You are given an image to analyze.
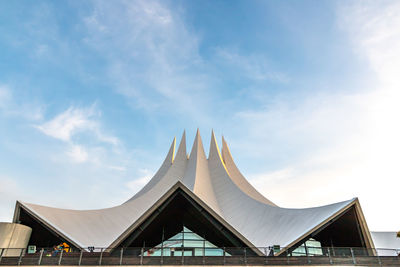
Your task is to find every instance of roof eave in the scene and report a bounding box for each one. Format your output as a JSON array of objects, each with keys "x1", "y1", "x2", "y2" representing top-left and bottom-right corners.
[
  {"x1": 275, "y1": 198, "x2": 373, "y2": 256},
  {"x1": 13, "y1": 201, "x2": 84, "y2": 249}
]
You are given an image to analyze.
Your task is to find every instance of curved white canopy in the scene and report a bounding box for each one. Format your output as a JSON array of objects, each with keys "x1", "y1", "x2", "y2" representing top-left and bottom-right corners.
[{"x1": 14, "y1": 130, "x2": 374, "y2": 252}]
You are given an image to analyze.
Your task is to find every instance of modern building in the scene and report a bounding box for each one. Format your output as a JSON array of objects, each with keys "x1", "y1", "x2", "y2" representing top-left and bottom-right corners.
[{"x1": 7, "y1": 130, "x2": 376, "y2": 256}]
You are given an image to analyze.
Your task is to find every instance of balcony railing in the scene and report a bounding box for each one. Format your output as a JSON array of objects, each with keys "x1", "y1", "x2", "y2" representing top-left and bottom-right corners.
[{"x1": 0, "y1": 246, "x2": 399, "y2": 266}]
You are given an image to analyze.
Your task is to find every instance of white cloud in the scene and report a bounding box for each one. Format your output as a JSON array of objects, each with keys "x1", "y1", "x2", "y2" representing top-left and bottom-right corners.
[
  {"x1": 242, "y1": 0, "x2": 400, "y2": 231},
  {"x1": 340, "y1": 0, "x2": 400, "y2": 86},
  {"x1": 36, "y1": 105, "x2": 120, "y2": 164},
  {"x1": 36, "y1": 105, "x2": 118, "y2": 145},
  {"x1": 36, "y1": 105, "x2": 96, "y2": 142},
  {"x1": 80, "y1": 0, "x2": 290, "y2": 127},
  {"x1": 67, "y1": 145, "x2": 89, "y2": 163},
  {"x1": 81, "y1": 0, "x2": 216, "y2": 122}
]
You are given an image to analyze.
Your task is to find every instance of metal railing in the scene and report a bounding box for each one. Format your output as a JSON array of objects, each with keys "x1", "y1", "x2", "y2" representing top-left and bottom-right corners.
[{"x1": 0, "y1": 246, "x2": 399, "y2": 266}]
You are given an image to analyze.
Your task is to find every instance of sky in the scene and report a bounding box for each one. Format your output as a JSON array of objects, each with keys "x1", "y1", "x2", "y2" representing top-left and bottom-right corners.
[{"x1": 0, "y1": 0, "x2": 399, "y2": 231}]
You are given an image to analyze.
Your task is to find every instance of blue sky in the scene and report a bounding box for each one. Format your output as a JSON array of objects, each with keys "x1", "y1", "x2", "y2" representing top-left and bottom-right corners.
[{"x1": 0, "y1": 0, "x2": 399, "y2": 231}]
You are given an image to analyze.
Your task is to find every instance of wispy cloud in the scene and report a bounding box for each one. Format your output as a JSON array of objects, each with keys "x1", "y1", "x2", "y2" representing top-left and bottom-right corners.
[
  {"x1": 77, "y1": 0, "x2": 293, "y2": 128},
  {"x1": 36, "y1": 105, "x2": 120, "y2": 164},
  {"x1": 0, "y1": 84, "x2": 43, "y2": 120},
  {"x1": 2, "y1": 0, "x2": 398, "y2": 231},
  {"x1": 82, "y1": 0, "x2": 212, "y2": 120},
  {"x1": 66, "y1": 144, "x2": 89, "y2": 163},
  {"x1": 36, "y1": 105, "x2": 118, "y2": 145},
  {"x1": 241, "y1": 0, "x2": 400, "y2": 231},
  {"x1": 215, "y1": 48, "x2": 290, "y2": 83}
]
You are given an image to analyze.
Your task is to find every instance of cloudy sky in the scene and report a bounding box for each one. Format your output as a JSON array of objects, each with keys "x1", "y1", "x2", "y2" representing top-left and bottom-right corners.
[{"x1": 0, "y1": 0, "x2": 399, "y2": 231}]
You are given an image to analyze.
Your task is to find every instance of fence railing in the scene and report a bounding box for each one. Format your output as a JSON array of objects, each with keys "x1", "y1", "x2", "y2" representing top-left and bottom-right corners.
[{"x1": 0, "y1": 246, "x2": 399, "y2": 266}]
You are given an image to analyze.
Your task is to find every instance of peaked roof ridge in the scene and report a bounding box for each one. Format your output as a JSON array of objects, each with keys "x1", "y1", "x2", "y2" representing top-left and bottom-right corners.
[
  {"x1": 221, "y1": 136, "x2": 277, "y2": 206},
  {"x1": 181, "y1": 129, "x2": 203, "y2": 190},
  {"x1": 174, "y1": 130, "x2": 187, "y2": 162},
  {"x1": 190, "y1": 129, "x2": 206, "y2": 158},
  {"x1": 183, "y1": 129, "x2": 222, "y2": 214}
]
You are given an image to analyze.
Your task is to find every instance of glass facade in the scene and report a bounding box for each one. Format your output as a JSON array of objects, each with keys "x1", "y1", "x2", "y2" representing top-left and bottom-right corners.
[
  {"x1": 292, "y1": 238, "x2": 323, "y2": 256},
  {"x1": 143, "y1": 226, "x2": 229, "y2": 256}
]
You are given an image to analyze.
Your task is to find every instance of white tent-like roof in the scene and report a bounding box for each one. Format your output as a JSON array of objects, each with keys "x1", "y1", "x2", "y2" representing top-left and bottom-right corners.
[{"x1": 13, "y1": 130, "x2": 374, "y2": 254}]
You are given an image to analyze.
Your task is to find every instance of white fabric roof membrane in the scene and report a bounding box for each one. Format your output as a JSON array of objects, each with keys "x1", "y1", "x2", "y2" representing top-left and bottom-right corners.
[{"x1": 14, "y1": 130, "x2": 372, "y2": 252}]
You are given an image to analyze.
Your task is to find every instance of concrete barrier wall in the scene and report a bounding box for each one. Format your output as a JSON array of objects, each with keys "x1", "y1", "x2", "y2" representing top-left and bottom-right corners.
[{"x1": 0, "y1": 222, "x2": 32, "y2": 257}]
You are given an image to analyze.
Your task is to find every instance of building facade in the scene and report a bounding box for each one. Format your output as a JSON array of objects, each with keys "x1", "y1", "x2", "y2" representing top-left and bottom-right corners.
[{"x1": 8, "y1": 130, "x2": 374, "y2": 256}]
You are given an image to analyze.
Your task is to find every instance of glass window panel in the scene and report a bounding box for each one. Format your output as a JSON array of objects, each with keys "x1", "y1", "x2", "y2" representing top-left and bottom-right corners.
[
  {"x1": 152, "y1": 249, "x2": 162, "y2": 256},
  {"x1": 194, "y1": 248, "x2": 203, "y2": 256},
  {"x1": 292, "y1": 245, "x2": 306, "y2": 256},
  {"x1": 204, "y1": 241, "x2": 217, "y2": 248},
  {"x1": 305, "y1": 239, "x2": 323, "y2": 256},
  {"x1": 183, "y1": 250, "x2": 193, "y2": 256},
  {"x1": 205, "y1": 248, "x2": 223, "y2": 256},
  {"x1": 173, "y1": 250, "x2": 182, "y2": 257},
  {"x1": 183, "y1": 240, "x2": 203, "y2": 247},
  {"x1": 162, "y1": 248, "x2": 171, "y2": 256},
  {"x1": 183, "y1": 232, "x2": 202, "y2": 240},
  {"x1": 163, "y1": 240, "x2": 182, "y2": 247},
  {"x1": 145, "y1": 225, "x2": 230, "y2": 257}
]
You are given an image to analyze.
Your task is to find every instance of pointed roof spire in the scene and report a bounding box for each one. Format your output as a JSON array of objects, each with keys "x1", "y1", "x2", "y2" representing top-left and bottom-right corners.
[
  {"x1": 209, "y1": 130, "x2": 230, "y2": 175},
  {"x1": 174, "y1": 130, "x2": 187, "y2": 162},
  {"x1": 184, "y1": 128, "x2": 208, "y2": 190},
  {"x1": 166, "y1": 137, "x2": 176, "y2": 163},
  {"x1": 221, "y1": 136, "x2": 230, "y2": 162},
  {"x1": 209, "y1": 130, "x2": 220, "y2": 158},
  {"x1": 189, "y1": 128, "x2": 206, "y2": 159},
  {"x1": 221, "y1": 136, "x2": 236, "y2": 166},
  {"x1": 184, "y1": 129, "x2": 221, "y2": 213}
]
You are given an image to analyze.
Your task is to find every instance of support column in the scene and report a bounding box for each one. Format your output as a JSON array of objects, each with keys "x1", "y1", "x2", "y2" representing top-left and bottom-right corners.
[
  {"x1": 78, "y1": 249, "x2": 83, "y2": 266},
  {"x1": 119, "y1": 248, "x2": 123, "y2": 265},
  {"x1": 58, "y1": 249, "x2": 63, "y2": 265},
  {"x1": 38, "y1": 248, "x2": 44, "y2": 265},
  {"x1": 140, "y1": 247, "x2": 144, "y2": 265},
  {"x1": 18, "y1": 248, "x2": 25, "y2": 266},
  {"x1": 98, "y1": 248, "x2": 103, "y2": 265},
  {"x1": 350, "y1": 248, "x2": 356, "y2": 265}
]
